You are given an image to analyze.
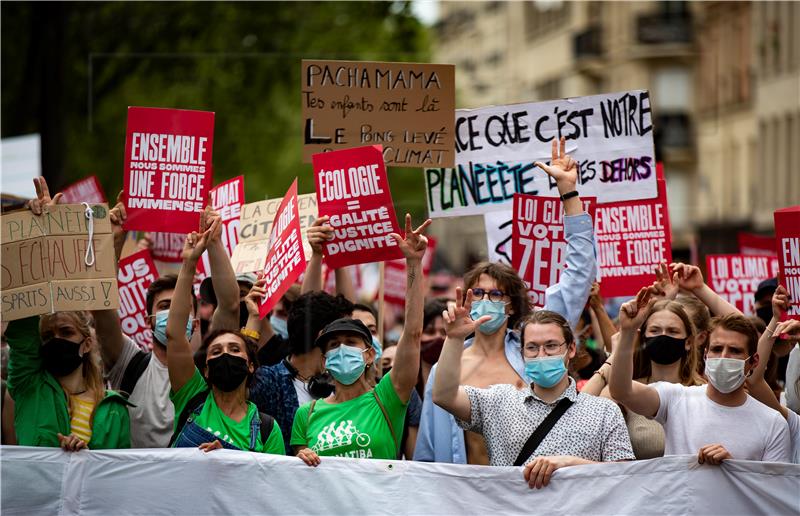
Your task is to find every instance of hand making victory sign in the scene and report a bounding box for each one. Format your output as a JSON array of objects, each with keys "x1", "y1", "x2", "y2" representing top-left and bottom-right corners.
[{"x1": 534, "y1": 136, "x2": 582, "y2": 216}]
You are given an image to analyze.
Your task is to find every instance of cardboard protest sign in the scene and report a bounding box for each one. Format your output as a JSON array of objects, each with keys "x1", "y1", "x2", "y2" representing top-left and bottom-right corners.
[
  {"x1": 595, "y1": 179, "x2": 671, "y2": 298},
  {"x1": 313, "y1": 145, "x2": 403, "y2": 268},
  {"x1": 117, "y1": 250, "x2": 157, "y2": 350},
  {"x1": 122, "y1": 107, "x2": 214, "y2": 233},
  {"x1": 150, "y1": 232, "x2": 185, "y2": 263},
  {"x1": 738, "y1": 232, "x2": 777, "y2": 257},
  {"x1": 258, "y1": 179, "x2": 306, "y2": 318},
  {"x1": 301, "y1": 60, "x2": 455, "y2": 168},
  {"x1": 382, "y1": 237, "x2": 437, "y2": 307},
  {"x1": 706, "y1": 255, "x2": 780, "y2": 315},
  {"x1": 1, "y1": 204, "x2": 119, "y2": 321},
  {"x1": 426, "y1": 90, "x2": 657, "y2": 218},
  {"x1": 231, "y1": 193, "x2": 318, "y2": 273},
  {"x1": 484, "y1": 211, "x2": 513, "y2": 266},
  {"x1": 775, "y1": 206, "x2": 800, "y2": 320},
  {"x1": 195, "y1": 176, "x2": 245, "y2": 286},
  {"x1": 512, "y1": 195, "x2": 596, "y2": 307},
  {"x1": 60, "y1": 176, "x2": 107, "y2": 204}
]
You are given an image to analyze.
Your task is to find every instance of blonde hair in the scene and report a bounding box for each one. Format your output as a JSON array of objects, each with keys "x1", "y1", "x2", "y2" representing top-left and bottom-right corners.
[
  {"x1": 635, "y1": 300, "x2": 704, "y2": 386},
  {"x1": 39, "y1": 311, "x2": 105, "y2": 427}
]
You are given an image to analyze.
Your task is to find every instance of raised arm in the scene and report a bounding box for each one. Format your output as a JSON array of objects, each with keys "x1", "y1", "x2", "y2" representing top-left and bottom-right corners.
[
  {"x1": 203, "y1": 207, "x2": 239, "y2": 331},
  {"x1": 536, "y1": 137, "x2": 596, "y2": 329},
  {"x1": 432, "y1": 287, "x2": 492, "y2": 422},
  {"x1": 588, "y1": 282, "x2": 617, "y2": 353},
  {"x1": 300, "y1": 216, "x2": 332, "y2": 294},
  {"x1": 167, "y1": 219, "x2": 218, "y2": 392},
  {"x1": 388, "y1": 215, "x2": 431, "y2": 403},
  {"x1": 608, "y1": 287, "x2": 661, "y2": 417},
  {"x1": 335, "y1": 267, "x2": 357, "y2": 303},
  {"x1": 671, "y1": 263, "x2": 741, "y2": 317}
]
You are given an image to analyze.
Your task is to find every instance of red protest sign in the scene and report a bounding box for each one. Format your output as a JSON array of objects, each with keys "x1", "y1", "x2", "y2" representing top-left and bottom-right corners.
[
  {"x1": 511, "y1": 195, "x2": 596, "y2": 308},
  {"x1": 382, "y1": 236, "x2": 437, "y2": 307},
  {"x1": 775, "y1": 206, "x2": 800, "y2": 320},
  {"x1": 313, "y1": 145, "x2": 403, "y2": 269},
  {"x1": 150, "y1": 232, "x2": 185, "y2": 263},
  {"x1": 706, "y1": 254, "x2": 779, "y2": 315},
  {"x1": 595, "y1": 179, "x2": 672, "y2": 298},
  {"x1": 259, "y1": 179, "x2": 306, "y2": 318},
  {"x1": 117, "y1": 250, "x2": 158, "y2": 350},
  {"x1": 737, "y1": 232, "x2": 777, "y2": 257},
  {"x1": 60, "y1": 176, "x2": 107, "y2": 204},
  {"x1": 195, "y1": 176, "x2": 245, "y2": 286},
  {"x1": 122, "y1": 107, "x2": 214, "y2": 233}
]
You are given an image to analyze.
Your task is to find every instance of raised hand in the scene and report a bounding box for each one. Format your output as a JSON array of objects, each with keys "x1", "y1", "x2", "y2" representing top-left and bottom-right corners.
[
  {"x1": 390, "y1": 214, "x2": 432, "y2": 262},
  {"x1": 201, "y1": 206, "x2": 223, "y2": 243},
  {"x1": 28, "y1": 177, "x2": 63, "y2": 215},
  {"x1": 181, "y1": 218, "x2": 219, "y2": 262},
  {"x1": 618, "y1": 287, "x2": 655, "y2": 331},
  {"x1": 670, "y1": 263, "x2": 704, "y2": 292},
  {"x1": 442, "y1": 287, "x2": 491, "y2": 340},
  {"x1": 109, "y1": 190, "x2": 128, "y2": 261},
  {"x1": 588, "y1": 282, "x2": 603, "y2": 309},
  {"x1": 772, "y1": 285, "x2": 790, "y2": 320},
  {"x1": 307, "y1": 216, "x2": 334, "y2": 255},
  {"x1": 534, "y1": 136, "x2": 578, "y2": 194},
  {"x1": 650, "y1": 262, "x2": 680, "y2": 300},
  {"x1": 244, "y1": 273, "x2": 267, "y2": 317}
]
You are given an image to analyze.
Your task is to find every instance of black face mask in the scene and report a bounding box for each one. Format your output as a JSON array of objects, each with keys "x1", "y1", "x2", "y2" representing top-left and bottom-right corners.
[
  {"x1": 642, "y1": 335, "x2": 688, "y2": 365},
  {"x1": 41, "y1": 337, "x2": 84, "y2": 377},
  {"x1": 756, "y1": 306, "x2": 773, "y2": 326},
  {"x1": 206, "y1": 353, "x2": 250, "y2": 392},
  {"x1": 307, "y1": 372, "x2": 334, "y2": 399}
]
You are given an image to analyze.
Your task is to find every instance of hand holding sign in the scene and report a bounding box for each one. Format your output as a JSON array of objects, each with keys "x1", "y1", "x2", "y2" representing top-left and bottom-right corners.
[
  {"x1": 109, "y1": 191, "x2": 128, "y2": 262},
  {"x1": 390, "y1": 214, "x2": 432, "y2": 262},
  {"x1": 28, "y1": 177, "x2": 63, "y2": 215},
  {"x1": 443, "y1": 287, "x2": 492, "y2": 340},
  {"x1": 773, "y1": 319, "x2": 800, "y2": 340},
  {"x1": 534, "y1": 137, "x2": 578, "y2": 195},
  {"x1": 619, "y1": 287, "x2": 655, "y2": 331},
  {"x1": 772, "y1": 285, "x2": 790, "y2": 321},
  {"x1": 307, "y1": 216, "x2": 334, "y2": 255},
  {"x1": 244, "y1": 274, "x2": 267, "y2": 319}
]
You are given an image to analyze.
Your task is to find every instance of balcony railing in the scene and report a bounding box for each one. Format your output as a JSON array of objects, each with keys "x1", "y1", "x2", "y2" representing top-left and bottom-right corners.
[{"x1": 636, "y1": 13, "x2": 692, "y2": 45}]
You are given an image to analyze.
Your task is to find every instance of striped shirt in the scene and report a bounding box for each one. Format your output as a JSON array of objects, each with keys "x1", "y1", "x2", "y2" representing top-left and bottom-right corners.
[{"x1": 69, "y1": 395, "x2": 95, "y2": 444}]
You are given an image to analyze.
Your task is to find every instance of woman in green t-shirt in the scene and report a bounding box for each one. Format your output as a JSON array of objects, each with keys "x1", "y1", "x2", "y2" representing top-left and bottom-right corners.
[
  {"x1": 166, "y1": 215, "x2": 283, "y2": 454},
  {"x1": 291, "y1": 214, "x2": 430, "y2": 464}
]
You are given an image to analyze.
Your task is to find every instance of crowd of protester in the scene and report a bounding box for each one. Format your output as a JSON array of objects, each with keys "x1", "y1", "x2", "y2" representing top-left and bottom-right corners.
[{"x1": 2, "y1": 141, "x2": 798, "y2": 490}]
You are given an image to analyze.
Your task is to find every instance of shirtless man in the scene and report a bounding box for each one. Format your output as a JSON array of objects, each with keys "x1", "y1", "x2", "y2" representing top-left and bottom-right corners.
[{"x1": 414, "y1": 137, "x2": 597, "y2": 464}]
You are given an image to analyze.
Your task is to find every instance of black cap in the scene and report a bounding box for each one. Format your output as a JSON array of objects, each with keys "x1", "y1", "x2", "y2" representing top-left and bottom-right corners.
[
  {"x1": 314, "y1": 318, "x2": 372, "y2": 350},
  {"x1": 754, "y1": 277, "x2": 778, "y2": 303}
]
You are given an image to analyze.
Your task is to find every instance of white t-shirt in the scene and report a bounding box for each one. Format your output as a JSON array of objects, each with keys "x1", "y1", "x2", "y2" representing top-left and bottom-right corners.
[
  {"x1": 787, "y1": 410, "x2": 800, "y2": 464},
  {"x1": 652, "y1": 382, "x2": 791, "y2": 462},
  {"x1": 107, "y1": 337, "x2": 174, "y2": 448},
  {"x1": 292, "y1": 377, "x2": 313, "y2": 406}
]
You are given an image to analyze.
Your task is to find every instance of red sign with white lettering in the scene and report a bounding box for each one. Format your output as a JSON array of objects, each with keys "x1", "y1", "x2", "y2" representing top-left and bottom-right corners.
[
  {"x1": 117, "y1": 250, "x2": 158, "y2": 350},
  {"x1": 382, "y1": 236, "x2": 437, "y2": 307},
  {"x1": 195, "y1": 176, "x2": 245, "y2": 287},
  {"x1": 259, "y1": 179, "x2": 306, "y2": 318},
  {"x1": 122, "y1": 107, "x2": 214, "y2": 233},
  {"x1": 60, "y1": 175, "x2": 107, "y2": 204},
  {"x1": 313, "y1": 145, "x2": 402, "y2": 269},
  {"x1": 737, "y1": 232, "x2": 777, "y2": 257},
  {"x1": 512, "y1": 195, "x2": 596, "y2": 308},
  {"x1": 595, "y1": 179, "x2": 672, "y2": 298},
  {"x1": 775, "y1": 206, "x2": 800, "y2": 320},
  {"x1": 150, "y1": 232, "x2": 185, "y2": 263},
  {"x1": 706, "y1": 254, "x2": 779, "y2": 315}
]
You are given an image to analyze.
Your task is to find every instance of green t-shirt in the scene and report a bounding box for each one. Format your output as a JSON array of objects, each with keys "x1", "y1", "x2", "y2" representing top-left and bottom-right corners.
[
  {"x1": 170, "y1": 368, "x2": 284, "y2": 454},
  {"x1": 290, "y1": 373, "x2": 408, "y2": 460}
]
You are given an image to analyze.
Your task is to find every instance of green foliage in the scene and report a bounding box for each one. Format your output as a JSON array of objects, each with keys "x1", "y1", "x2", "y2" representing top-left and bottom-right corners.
[{"x1": 1, "y1": 1, "x2": 431, "y2": 217}]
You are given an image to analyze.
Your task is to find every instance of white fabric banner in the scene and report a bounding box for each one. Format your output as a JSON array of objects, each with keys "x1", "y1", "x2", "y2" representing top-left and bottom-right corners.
[{"x1": 2, "y1": 446, "x2": 798, "y2": 515}]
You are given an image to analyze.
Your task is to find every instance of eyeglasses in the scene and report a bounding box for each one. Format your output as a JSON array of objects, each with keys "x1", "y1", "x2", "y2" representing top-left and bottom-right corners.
[
  {"x1": 524, "y1": 341, "x2": 567, "y2": 356},
  {"x1": 469, "y1": 288, "x2": 507, "y2": 303}
]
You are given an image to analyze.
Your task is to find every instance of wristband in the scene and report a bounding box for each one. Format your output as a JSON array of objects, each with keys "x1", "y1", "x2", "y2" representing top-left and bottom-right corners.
[
  {"x1": 241, "y1": 328, "x2": 261, "y2": 340},
  {"x1": 560, "y1": 190, "x2": 579, "y2": 201}
]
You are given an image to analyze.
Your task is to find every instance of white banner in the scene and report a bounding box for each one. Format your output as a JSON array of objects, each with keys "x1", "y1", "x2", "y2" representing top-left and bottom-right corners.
[
  {"x1": 426, "y1": 90, "x2": 657, "y2": 218},
  {"x1": 485, "y1": 210, "x2": 513, "y2": 265},
  {"x1": 2, "y1": 447, "x2": 798, "y2": 515}
]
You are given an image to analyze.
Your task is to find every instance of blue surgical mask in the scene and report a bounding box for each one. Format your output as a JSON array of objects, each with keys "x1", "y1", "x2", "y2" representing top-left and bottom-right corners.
[
  {"x1": 153, "y1": 310, "x2": 194, "y2": 347},
  {"x1": 469, "y1": 299, "x2": 508, "y2": 335},
  {"x1": 371, "y1": 335, "x2": 383, "y2": 361},
  {"x1": 325, "y1": 344, "x2": 367, "y2": 385},
  {"x1": 524, "y1": 353, "x2": 567, "y2": 388},
  {"x1": 270, "y1": 315, "x2": 289, "y2": 340}
]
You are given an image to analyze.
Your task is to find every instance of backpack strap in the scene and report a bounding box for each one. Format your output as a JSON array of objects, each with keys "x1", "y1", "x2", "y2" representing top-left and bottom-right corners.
[
  {"x1": 257, "y1": 412, "x2": 275, "y2": 446},
  {"x1": 119, "y1": 351, "x2": 151, "y2": 396},
  {"x1": 304, "y1": 400, "x2": 317, "y2": 443},
  {"x1": 512, "y1": 397, "x2": 574, "y2": 467},
  {"x1": 372, "y1": 390, "x2": 398, "y2": 451},
  {"x1": 168, "y1": 390, "x2": 210, "y2": 447}
]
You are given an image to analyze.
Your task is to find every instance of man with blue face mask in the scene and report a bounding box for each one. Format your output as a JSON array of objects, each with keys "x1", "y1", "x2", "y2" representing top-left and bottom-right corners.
[
  {"x1": 433, "y1": 304, "x2": 633, "y2": 488},
  {"x1": 415, "y1": 137, "x2": 597, "y2": 465}
]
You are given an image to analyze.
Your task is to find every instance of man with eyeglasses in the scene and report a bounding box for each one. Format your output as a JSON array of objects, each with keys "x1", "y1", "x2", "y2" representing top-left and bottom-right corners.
[
  {"x1": 433, "y1": 305, "x2": 633, "y2": 488},
  {"x1": 415, "y1": 138, "x2": 598, "y2": 465}
]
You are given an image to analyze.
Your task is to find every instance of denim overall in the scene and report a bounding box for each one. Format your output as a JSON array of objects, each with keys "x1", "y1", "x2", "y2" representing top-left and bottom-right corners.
[{"x1": 173, "y1": 402, "x2": 261, "y2": 451}]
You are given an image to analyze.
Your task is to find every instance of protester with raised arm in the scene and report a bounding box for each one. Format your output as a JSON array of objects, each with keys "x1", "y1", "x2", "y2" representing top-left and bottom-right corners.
[
  {"x1": 609, "y1": 287, "x2": 790, "y2": 463},
  {"x1": 433, "y1": 296, "x2": 632, "y2": 488},
  {"x1": 166, "y1": 216, "x2": 283, "y2": 454},
  {"x1": 291, "y1": 215, "x2": 430, "y2": 464},
  {"x1": 415, "y1": 137, "x2": 597, "y2": 464}
]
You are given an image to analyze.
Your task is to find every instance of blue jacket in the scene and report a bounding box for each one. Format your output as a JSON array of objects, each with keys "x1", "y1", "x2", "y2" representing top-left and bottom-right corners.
[
  {"x1": 249, "y1": 361, "x2": 298, "y2": 455},
  {"x1": 414, "y1": 212, "x2": 596, "y2": 463}
]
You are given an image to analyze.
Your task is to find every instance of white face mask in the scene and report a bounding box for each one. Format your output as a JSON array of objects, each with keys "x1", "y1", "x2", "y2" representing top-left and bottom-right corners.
[{"x1": 704, "y1": 357, "x2": 747, "y2": 394}]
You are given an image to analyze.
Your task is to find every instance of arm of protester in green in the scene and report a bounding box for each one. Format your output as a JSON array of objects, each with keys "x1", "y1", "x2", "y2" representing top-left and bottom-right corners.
[
  {"x1": 389, "y1": 215, "x2": 431, "y2": 403},
  {"x1": 301, "y1": 216, "x2": 332, "y2": 294},
  {"x1": 204, "y1": 208, "x2": 240, "y2": 332}
]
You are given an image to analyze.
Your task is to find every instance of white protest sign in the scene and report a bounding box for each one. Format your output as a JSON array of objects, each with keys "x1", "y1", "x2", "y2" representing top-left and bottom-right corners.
[{"x1": 484, "y1": 210, "x2": 513, "y2": 266}]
